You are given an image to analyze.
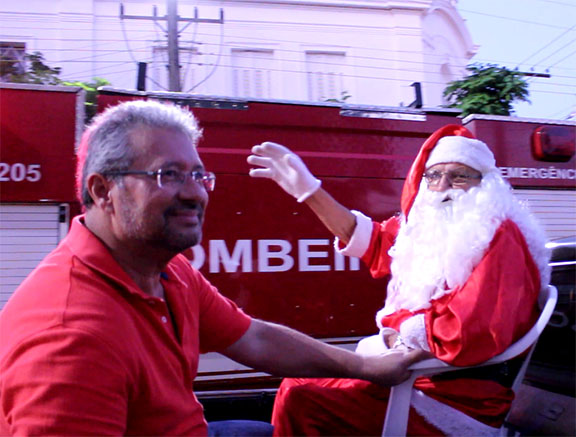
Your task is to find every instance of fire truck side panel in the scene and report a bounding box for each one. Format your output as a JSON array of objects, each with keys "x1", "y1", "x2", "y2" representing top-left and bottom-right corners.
[
  {"x1": 0, "y1": 84, "x2": 82, "y2": 203},
  {"x1": 0, "y1": 84, "x2": 84, "y2": 310},
  {"x1": 463, "y1": 116, "x2": 575, "y2": 189}
]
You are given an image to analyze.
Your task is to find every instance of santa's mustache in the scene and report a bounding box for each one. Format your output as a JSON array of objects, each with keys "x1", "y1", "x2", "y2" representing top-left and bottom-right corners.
[{"x1": 420, "y1": 188, "x2": 467, "y2": 207}]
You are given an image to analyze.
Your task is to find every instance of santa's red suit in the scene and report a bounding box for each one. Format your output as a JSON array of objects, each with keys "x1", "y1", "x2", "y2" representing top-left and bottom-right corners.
[{"x1": 271, "y1": 126, "x2": 549, "y2": 436}]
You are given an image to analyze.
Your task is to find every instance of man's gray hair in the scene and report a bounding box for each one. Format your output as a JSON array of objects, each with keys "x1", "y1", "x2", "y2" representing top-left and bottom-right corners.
[{"x1": 80, "y1": 100, "x2": 202, "y2": 207}]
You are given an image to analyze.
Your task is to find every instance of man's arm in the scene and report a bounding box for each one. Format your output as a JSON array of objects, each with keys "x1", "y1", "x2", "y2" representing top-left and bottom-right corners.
[
  {"x1": 222, "y1": 319, "x2": 429, "y2": 386},
  {"x1": 247, "y1": 142, "x2": 356, "y2": 245}
]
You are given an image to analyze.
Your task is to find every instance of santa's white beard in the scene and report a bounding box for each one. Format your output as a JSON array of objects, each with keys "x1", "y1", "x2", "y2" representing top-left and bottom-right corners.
[{"x1": 377, "y1": 172, "x2": 550, "y2": 323}]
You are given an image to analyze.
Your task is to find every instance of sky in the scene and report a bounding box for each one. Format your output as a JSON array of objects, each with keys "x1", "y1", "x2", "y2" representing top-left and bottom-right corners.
[{"x1": 457, "y1": 0, "x2": 576, "y2": 121}]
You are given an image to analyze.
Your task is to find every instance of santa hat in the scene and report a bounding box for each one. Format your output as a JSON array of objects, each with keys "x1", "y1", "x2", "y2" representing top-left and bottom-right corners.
[
  {"x1": 426, "y1": 136, "x2": 496, "y2": 175},
  {"x1": 400, "y1": 124, "x2": 480, "y2": 217}
]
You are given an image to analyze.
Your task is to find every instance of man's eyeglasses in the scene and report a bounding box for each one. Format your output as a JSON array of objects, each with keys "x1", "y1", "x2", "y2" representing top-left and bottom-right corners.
[
  {"x1": 423, "y1": 171, "x2": 482, "y2": 187},
  {"x1": 104, "y1": 169, "x2": 216, "y2": 191}
]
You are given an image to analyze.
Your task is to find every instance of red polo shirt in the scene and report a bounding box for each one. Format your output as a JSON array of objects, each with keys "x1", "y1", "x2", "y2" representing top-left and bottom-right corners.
[{"x1": 0, "y1": 216, "x2": 252, "y2": 436}]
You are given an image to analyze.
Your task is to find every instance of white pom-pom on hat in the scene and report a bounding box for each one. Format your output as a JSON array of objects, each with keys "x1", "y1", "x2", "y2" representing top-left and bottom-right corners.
[{"x1": 425, "y1": 136, "x2": 496, "y2": 174}]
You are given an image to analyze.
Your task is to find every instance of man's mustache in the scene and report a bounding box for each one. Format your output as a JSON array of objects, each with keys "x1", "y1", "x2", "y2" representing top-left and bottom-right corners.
[{"x1": 165, "y1": 203, "x2": 204, "y2": 218}]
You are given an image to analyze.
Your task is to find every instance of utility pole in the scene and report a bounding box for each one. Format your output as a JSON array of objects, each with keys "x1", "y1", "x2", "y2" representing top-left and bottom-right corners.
[
  {"x1": 120, "y1": 0, "x2": 224, "y2": 92},
  {"x1": 166, "y1": 0, "x2": 180, "y2": 92}
]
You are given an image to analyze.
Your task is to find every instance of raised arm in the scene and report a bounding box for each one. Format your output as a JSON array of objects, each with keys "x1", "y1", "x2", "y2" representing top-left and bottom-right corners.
[
  {"x1": 222, "y1": 319, "x2": 429, "y2": 387},
  {"x1": 247, "y1": 142, "x2": 356, "y2": 245}
]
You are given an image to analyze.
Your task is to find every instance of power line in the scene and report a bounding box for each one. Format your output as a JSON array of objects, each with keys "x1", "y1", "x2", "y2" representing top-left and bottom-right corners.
[
  {"x1": 120, "y1": 17, "x2": 166, "y2": 90},
  {"x1": 516, "y1": 25, "x2": 576, "y2": 67},
  {"x1": 184, "y1": 50, "x2": 575, "y2": 88},
  {"x1": 529, "y1": 38, "x2": 576, "y2": 70},
  {"x1": 174, "y1": 59, "x2": 576, "y2": 93},
  {"x1": 537, "y1": 0, "x2": 576, "y2": 7},
  {"x1": 458, "y1": 8, "x2": 575, "y2": 30},
  {"x1": 2, "y1": 20, "x2": 574, "y2": 76},
  {"x1": 547, "y1": 47, "x2": 576, "y2": 69},
  {"x1": 187, "y1": 19, "x2": 225, "y2": 92},
  {"x1": 528, "y1": 88, "x2": 576, "y2": 96}
]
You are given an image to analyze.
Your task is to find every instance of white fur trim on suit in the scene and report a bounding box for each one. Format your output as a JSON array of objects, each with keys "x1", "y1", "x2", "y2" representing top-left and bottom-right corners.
[
  {"x1": 334, "y1": 210, "x2": 373, "y2": 258},
  {"x1": 399, "y1": 314, "x2": 430, "y2": 351},
  {"x1": 411, "y1": 390, "x2": 500, "y2": 436},
  {"x1": 355, "y1": 332, "x2": 389, "y2": 356}
]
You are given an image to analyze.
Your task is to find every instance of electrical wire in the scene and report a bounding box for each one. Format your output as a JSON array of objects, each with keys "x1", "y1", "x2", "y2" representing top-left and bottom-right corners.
[
  {"x1": 3, "y1": 3, "x2": 574, "y2": 109},
  {"x1": 537, "y1": 0, "x2": 576, "y2": 7},
  {"x1": 1, "y1": 20, "x2": 574, "y2": 75},
  {"x1": 184, "y1": 49, "x2": 575, "y2": 88},
  {"x1": 458, "y1": 8, "x2": 575, "y2": 29},
  {"x1": 58, "y1": 60, "x2": 147, "y2": 81},
  {"x1": 186, "y1": 21, "x2": 225, "y2": 92},
  {"x1": 516, "y1": 25, "x2": 576, "y2": 67},
  {"x1": 528, "y1": 38, "x2": 576, "y2": 70},
  {"x1": 120, "y1": 16, "x2": 166, "y2": 90},
  {"x1": 181, "y1": 18, "x2": 201, "y2": 88},
  {"x1": 547, "y1": 47, "x2": 576, "y2": 69}
]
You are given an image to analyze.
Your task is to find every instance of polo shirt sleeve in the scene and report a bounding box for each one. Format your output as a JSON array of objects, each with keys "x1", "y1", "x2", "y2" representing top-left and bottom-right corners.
[
  {"x1": 1, "y1": 327, "x2": 130, "y2": 436},
  {"x1": 176, "y1": 259, "x2": 251, "y2": 353}
]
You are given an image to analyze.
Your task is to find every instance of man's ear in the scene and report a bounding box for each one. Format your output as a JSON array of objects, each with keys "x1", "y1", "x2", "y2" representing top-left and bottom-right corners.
[{"x1": 86, "y1": 173, "x2": 114, "y2": 211}]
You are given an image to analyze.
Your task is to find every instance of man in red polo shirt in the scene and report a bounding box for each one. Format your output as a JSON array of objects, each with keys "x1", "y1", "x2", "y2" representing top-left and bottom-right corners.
[{"x1": 0, "y1": 100, "x2": 424, "y2": 436}]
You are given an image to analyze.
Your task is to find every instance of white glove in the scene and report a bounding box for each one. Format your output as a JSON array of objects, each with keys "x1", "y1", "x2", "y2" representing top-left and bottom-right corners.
[{"x1": 247, "y1": 142, "x2": 321, "y2": 202}]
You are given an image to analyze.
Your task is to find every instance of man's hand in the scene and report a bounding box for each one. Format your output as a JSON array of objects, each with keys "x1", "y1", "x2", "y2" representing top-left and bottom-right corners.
[
  {"x1": 362, "y1": 349, "x2": 431, "y2": 386},
  {"x1": 247, "y1": 142, "x2": 321, "y2": 202}
]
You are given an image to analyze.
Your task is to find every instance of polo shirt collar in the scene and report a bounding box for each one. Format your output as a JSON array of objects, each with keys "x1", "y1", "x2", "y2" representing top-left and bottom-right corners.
[{"x1": 64, "y1": 215, "x2": 156, "y2": 299}]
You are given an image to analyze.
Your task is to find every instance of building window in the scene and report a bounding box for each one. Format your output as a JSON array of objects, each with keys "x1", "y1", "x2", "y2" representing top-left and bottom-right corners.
[
  {"x1": 306, "y1": 51, "x2": 346, "y2": 102},
  {"x1": 231, "y1": 49, "x2": 274, "y2": 98},
  {"x1": 0, "y1": 42, "x2": 26, "y2": 80}
]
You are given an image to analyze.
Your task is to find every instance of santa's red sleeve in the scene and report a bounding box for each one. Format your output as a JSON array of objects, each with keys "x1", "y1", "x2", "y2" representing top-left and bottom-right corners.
[
  {"x1": 421, "y1": 219, "x2": 541, "y2": 366},
  {"x1": 359, "y1": 216, "x2": 401, "y2": 278}
]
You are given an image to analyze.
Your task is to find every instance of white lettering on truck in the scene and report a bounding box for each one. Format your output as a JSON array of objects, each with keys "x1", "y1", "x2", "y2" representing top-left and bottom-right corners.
[
  {"x1": 190, "y1": 239, "x2": 360, "y2": 273},
  {"x1": 0, "y1": 163, "x2": 42, "y2": 182},
  {"x1": 499, "y1": 166, "x2": 576, "y2": 180},
  {"x1": 258, "y1": 239, "x2": 294, "y2": 272}
]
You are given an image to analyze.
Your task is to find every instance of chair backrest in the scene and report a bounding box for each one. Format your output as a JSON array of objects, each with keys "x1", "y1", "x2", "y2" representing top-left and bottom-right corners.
[
  {"x1": 382, "y1": 285, "x2": 558, "y2": 437},
  {"x1": 507, "y1": 284, "x2": 557, "y2": 393}
]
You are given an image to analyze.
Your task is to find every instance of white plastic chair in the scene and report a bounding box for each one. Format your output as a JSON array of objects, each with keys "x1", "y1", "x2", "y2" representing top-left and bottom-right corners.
[{"x1": 381, "y1": 285, "x2": 558, "y2": 437}]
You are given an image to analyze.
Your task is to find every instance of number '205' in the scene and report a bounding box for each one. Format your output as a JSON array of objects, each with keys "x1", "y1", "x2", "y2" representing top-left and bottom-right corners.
[{"x1": 0, "y1": 163, "x2": 42, "y2": 182}]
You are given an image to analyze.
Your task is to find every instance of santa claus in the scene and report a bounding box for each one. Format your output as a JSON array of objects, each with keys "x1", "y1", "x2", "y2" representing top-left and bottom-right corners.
[{"x1": 247, "y1": 124, "x2": 550, "y2": 436}]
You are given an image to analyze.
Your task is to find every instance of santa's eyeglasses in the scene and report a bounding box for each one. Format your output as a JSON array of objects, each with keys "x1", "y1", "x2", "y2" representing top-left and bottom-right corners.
[{"x1": 423, "y1": 171, "x2": 482, "y2": 187}]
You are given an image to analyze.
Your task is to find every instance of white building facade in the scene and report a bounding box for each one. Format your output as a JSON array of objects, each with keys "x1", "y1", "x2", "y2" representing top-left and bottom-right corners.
[{"x1": 0, "y1": 0, "x2": 476, "y2": 108}]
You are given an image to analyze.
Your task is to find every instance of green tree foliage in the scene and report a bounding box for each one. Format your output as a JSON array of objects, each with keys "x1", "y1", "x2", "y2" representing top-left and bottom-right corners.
[
  {"x1": 324, "y1": 90, "x2": 352, "y2": 104},
  {"x1": 1, "y1": 51, "x2": 62, "y2": 85},
  {"x1": 443, "y1": 64, "x2": 530, "y2": 117}
]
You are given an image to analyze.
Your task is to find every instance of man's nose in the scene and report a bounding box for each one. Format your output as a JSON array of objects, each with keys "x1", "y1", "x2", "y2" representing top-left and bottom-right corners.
[{"x1": 178, "y1": 177, "x2": 209, "y2": 201}]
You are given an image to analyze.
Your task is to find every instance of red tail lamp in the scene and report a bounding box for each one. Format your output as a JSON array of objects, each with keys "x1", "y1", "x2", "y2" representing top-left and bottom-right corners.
[{"x1": 532, "y1": 126, "x2": 575, "y2": 162}]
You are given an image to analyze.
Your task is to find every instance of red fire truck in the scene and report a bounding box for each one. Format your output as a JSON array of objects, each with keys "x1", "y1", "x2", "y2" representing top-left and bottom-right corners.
[{"x1": 1, "y1": 83, "x2": 574, "y2": 433}]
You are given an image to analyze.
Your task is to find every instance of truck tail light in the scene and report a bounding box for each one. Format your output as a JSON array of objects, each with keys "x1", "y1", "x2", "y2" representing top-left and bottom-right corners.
[{"x1": 532, "y1": 126, "x2": 575, "y2": 162}]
